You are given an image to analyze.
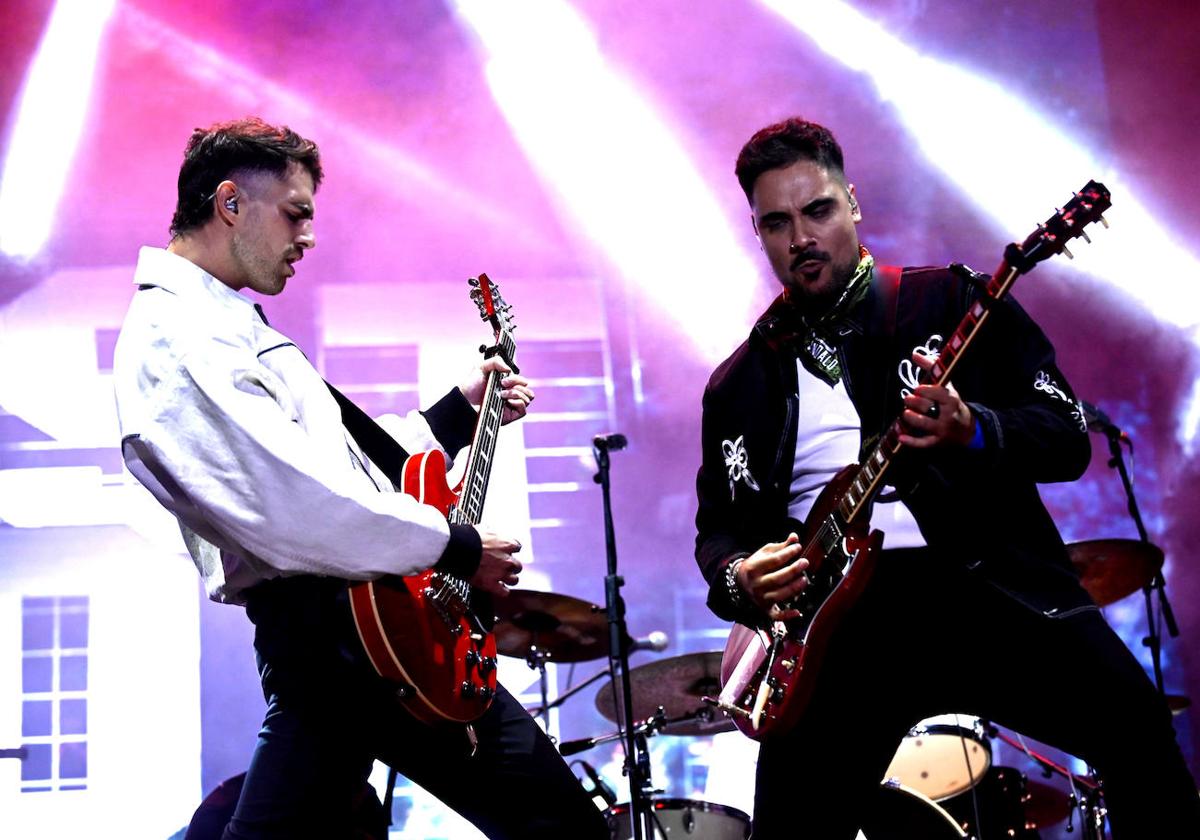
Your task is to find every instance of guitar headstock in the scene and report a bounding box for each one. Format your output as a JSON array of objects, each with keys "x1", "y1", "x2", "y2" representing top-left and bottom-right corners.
[
  {"x1": 468, "y1": 273, "x2": 516, "y2": 337},
  {"x1": 1009, "y1": 180, "x2": 1111, "y2": 272}
]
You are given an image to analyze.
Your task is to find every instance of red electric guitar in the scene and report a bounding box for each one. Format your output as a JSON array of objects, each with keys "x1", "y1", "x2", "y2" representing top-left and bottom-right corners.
[
  {"x1": 717, "y1": 182, "x2": 1112, "y2": 740},
  {"x1": 349, "y1": 274, "x2": 517, "y2": 724}
]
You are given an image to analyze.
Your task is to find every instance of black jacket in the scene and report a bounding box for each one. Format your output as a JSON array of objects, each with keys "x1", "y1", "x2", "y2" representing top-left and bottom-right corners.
[{"x1": 695, "y1": 264, "x2": 1096, "y2": 625}]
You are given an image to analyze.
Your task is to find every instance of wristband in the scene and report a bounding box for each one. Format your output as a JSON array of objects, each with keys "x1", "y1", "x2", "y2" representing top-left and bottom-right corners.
[{"x1": 725, "y1": 557, "x2": 749, "y2": 609}]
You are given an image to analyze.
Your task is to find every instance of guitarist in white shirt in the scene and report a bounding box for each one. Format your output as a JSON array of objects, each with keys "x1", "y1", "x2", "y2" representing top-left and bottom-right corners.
[{"x1": 115, "y1": 117, "x2": 608, "y2": 840}]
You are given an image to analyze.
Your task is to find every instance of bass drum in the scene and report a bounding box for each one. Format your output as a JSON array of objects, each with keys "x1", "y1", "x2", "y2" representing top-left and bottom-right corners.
[
  {"x1": 857, "y1": 781, "x2": 968, "y2": 840},
  {"x1": 606, "y1": 798, "x2": 750, "y2": 839},
  {"x1": 941, "y1": 766, "x2": 1042, "y2": 839},
  {"x1": 884, "y1": 714, "x2": 992, "y2": 801}
]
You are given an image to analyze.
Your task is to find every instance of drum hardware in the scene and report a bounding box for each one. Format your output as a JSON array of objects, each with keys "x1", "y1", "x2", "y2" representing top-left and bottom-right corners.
[
  {"x1": 1081, "y1": 399, "x2": 1179, "y2": 700},
  {"x1": 990, "y1": 725, "x2": 1107, "y2": 838},
  {"x1": 606, "y1": 798, "x2": 750, "y2": 840},
  {"x1": 561, "y1": 705, "x2": 735, "y2": 759},
  {"x1": 524, "y1": 662, "x2": 612, "y2": 722},
  {"x1": 940, "y1": 765, "x2": 1044, "y2": 839},
  {"x1": 492, "y1": 589, "x2": 613, "y2": 726},
  {"x1": 493, "y1": 590, "x2": 611, "y2": 663},
  {"x1": 1065, "y1": 784, "x2": 1108, "y2": 840},
  {"x1": 595, "y1": 652, "x2": 735, "y2": 737},
  {"x1": 494, "y1": 590, "x2": 675, "y2": 724},
  {"x1": 1021, "y1": 777, "x2": 1073, "y2": 827},
  {"x1": 559, "y1": 707, "x2": 672, "y2": 756}
]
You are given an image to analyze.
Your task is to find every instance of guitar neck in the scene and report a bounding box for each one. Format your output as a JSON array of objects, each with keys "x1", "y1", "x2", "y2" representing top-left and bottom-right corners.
[
  {"x1": 452, "y1": 331, "x2": 517, "y2": 526},
  {"x1": 838, "y1": 260, "x2": 1020, "y2": 526}
]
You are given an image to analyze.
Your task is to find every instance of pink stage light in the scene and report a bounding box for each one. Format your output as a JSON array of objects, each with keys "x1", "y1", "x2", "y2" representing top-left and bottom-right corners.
[
  {"x1": 761, "y1": 0, "x2": 1200, "y2": 451},
  {"x1": 0, "y1": 0, "x2": 117, "y2": 260},
  {"x1": 117, "y1": 5, "x2": 534, "y2": 247},
  {"x1": 453, "y1": 0, "x2": 763, "y2": 363}
]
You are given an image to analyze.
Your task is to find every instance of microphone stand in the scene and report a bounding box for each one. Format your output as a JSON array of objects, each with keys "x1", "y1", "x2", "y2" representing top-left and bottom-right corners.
[
  {"x1": 593, "y1": 433, "x2": 653, "y2": 840},
  {"x1": 1099, "y1": 423, "x2": 1178, "y2": 696}
]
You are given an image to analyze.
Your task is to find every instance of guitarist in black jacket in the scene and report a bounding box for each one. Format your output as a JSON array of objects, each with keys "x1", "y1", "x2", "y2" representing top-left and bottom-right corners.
[{"x1": 695, "y1": 117, "x2": 1200, "y2": 838}]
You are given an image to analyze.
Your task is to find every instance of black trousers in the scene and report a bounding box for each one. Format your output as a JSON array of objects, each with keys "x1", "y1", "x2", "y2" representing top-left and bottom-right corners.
[
  {"x1": 752, "y1": 549, "x2": 1200, "y2": 839},
  {"x1": 220, "y1": 577, "x2": 609, "y2": 840}
]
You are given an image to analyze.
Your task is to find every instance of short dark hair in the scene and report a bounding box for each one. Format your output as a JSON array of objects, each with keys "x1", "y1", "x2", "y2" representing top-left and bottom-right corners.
[
  {"x1": 734, "y1": 118, "x2": 845, "y2": 203},
  {"x1": 170, "y1": 117, "x2": 323, "y2": 237}
]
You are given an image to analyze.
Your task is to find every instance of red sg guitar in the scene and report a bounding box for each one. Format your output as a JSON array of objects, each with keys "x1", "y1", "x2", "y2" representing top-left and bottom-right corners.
[
  {"x1": 349, "y1": 274, "x2": 517, "y2": 724},
  {"x1": 717, "y1": 182, "x2": 1112, "y2": 740}
]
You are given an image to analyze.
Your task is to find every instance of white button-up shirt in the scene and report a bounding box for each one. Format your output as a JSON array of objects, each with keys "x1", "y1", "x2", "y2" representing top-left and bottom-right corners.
[{"x1": 114, "y1": 247, "x2": 454, "y2": 604}]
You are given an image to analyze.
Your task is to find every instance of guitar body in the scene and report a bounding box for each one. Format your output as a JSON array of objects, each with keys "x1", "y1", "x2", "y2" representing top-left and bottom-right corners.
[
  {"x1": 719, "y1": 465, "x2": 885, "y2": 740},
  {"x1": 348, "y1": 449, "x2": 498, "y2": 724}
]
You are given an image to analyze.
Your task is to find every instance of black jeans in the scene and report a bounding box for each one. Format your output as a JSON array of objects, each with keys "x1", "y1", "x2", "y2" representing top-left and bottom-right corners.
[
  {"x1": 751, "y1": 549, "x2": 1200, "y2": 839},
  {"x1": 220, "y1": 577, "x2": 609, "y2": 840}
]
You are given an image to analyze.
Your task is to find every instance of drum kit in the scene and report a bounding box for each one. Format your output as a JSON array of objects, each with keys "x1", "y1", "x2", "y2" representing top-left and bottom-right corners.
[
  {"x1": 489, "y1": 412, "x2": 1181, "y2": 839},
  {"x1": 493, "y1": 591, "x2": 753, "y2": 838},
  {"x1": 487, "y1": 533, "x2": 1176, "y2": 840}
]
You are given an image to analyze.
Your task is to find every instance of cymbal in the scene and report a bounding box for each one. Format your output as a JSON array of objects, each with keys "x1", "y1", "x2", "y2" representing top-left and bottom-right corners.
[
  {"x1": 1167, "y1": 693, "x2": 1191, "y2": 715},
  {"x1": 1023, "y1": 778, "x2": 1073, "y2": 827},
  {"x1": 595, "y1": 651, "x2": 734, "y2": 736},
  {"x1": 492, "y1": 590, "x2": 608, "y2": 663},
  {"x1": 1066, "y1": 538, "x2": 1163, "y2": 606}
]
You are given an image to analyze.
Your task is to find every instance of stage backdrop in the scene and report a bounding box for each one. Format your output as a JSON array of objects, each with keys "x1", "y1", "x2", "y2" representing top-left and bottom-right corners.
[{"x1": 1, "y1": 1, "x2": 1197, "y2": 837}]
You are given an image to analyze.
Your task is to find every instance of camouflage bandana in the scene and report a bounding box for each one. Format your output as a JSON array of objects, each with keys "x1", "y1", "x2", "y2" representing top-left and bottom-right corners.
[{"x1": 797, "y1": 246, "x2": 874, "y2": 386}]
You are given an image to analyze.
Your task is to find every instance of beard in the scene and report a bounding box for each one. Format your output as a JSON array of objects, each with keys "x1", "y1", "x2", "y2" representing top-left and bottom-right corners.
[{"x1": 786, "y1": 251, "x2": 859, "y2": 318}]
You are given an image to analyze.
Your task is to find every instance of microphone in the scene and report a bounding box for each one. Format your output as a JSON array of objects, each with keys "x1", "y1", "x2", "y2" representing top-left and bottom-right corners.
[
  {"x1": 579, "y1": 760, "x2": 618, "y2": 807},
  {"x1": 1080, "y1": 400, "x2": 1129, "y2": 443},
  {"x1": 627, "y1": 630, "x2": 669, "y2": 653},
  {"x1": 593, "y1": 433, "x2": 627, "y2": 451}
]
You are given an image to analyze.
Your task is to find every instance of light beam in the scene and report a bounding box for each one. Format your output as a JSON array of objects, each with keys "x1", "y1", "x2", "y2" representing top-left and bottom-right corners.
[
  {"x1": 0, "y1": 0, "x2": 117, "y2": 260},
  {"x1": 761, "y1": 0, "x2": 1200, "y2": 449},
  {"x1": 454, "y1": 0, "x2": 762, "y2": 361}
]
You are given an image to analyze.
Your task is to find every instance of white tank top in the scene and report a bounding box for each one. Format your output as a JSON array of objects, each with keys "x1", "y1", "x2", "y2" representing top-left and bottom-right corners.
[{"x1": 787, "y1": 360, "x2": 926, "y2": 548}]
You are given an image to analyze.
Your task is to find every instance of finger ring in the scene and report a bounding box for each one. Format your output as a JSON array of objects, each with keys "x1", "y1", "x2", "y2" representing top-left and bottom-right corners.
[{"x1": 926, "y1": 402, "x2": 940, "y2": 419}]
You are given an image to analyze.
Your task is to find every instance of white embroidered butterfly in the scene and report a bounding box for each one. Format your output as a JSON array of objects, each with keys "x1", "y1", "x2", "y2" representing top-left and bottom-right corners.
[{"x1": 722, "y1": 435, "x2": 760, "y2": 500}]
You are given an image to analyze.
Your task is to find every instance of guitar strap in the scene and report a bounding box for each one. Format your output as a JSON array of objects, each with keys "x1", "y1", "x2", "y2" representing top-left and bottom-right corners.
[
  {"x1": 877, "y1": 264, "x2": 903, "y2": 345},
  {"x1": 857, "y1": 265, "x2": 904, "y2": 467},
  {"x1": 326, "y1": 382, "x2": 409, "y2": 488},
  {"x1": 877, "y1": 264, "x2": 904, "y2": 413}
]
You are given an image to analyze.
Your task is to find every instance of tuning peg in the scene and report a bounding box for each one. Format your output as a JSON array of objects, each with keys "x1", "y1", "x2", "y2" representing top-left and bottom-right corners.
[
  {"x1": 1079, "y1": 229, "x2": 1091, "y2": 244},
  {"x1": 1099, "y1": 215, "x2": 1109, "y2": 228},
  {"x1": 1061, "y1": 244, "x2": 1074, "y2": 259}
]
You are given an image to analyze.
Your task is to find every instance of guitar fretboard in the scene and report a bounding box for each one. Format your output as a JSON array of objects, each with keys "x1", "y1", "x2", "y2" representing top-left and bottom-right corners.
[
  {"x1": 835, "y1": 265, "x2": 1020, "y2": 528},
  {"x1": 452, "y1": 329, "x2": 517, "y2": 527}
]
